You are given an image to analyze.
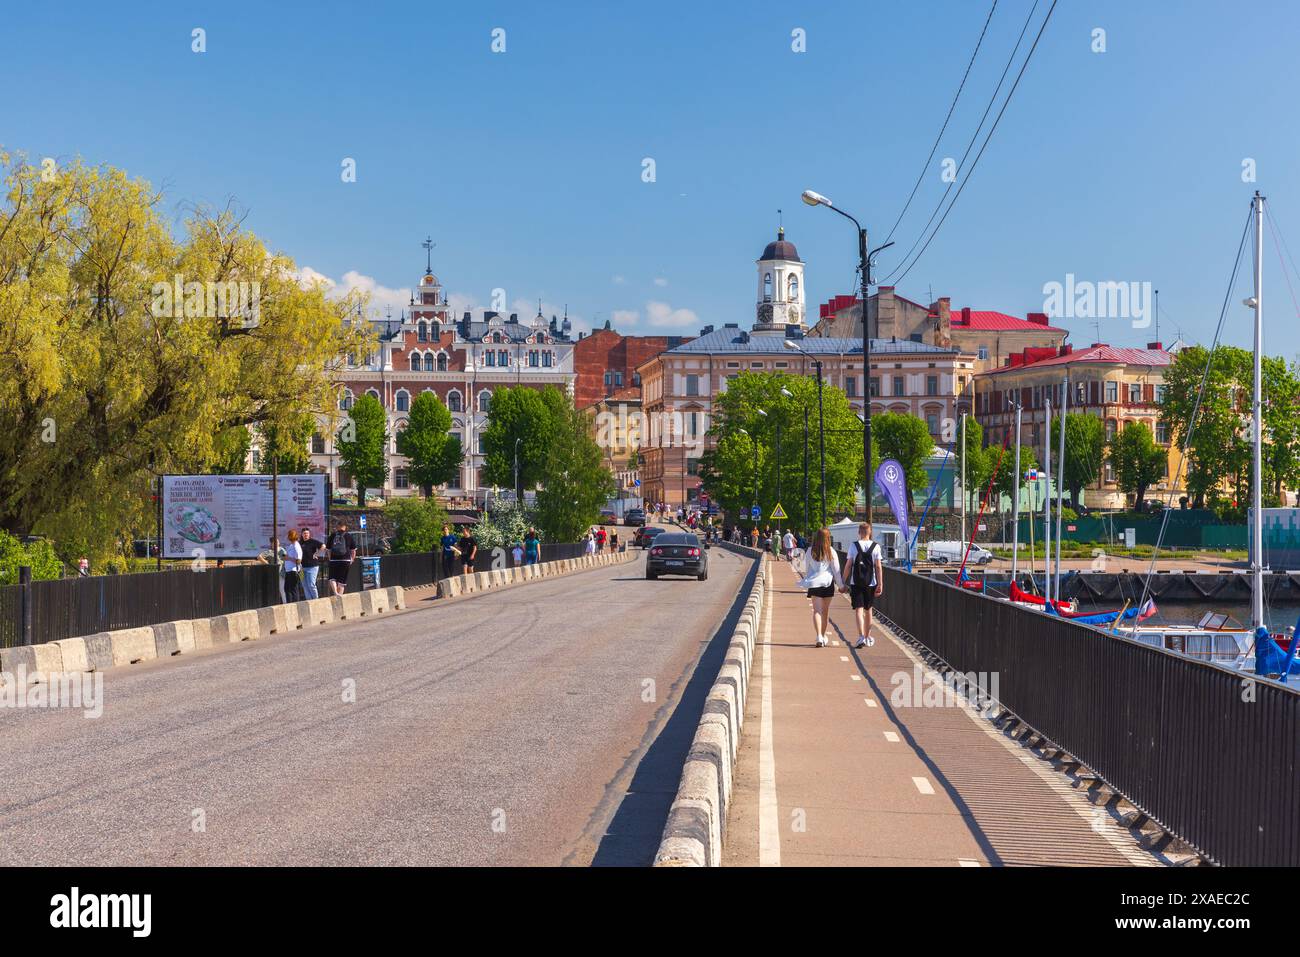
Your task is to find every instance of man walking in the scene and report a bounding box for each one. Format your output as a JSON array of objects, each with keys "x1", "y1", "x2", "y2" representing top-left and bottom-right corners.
[
  {"x1": 439, "y1": 523, "x2": 460, "y2": 576},
  {"x1": 842, "y1": 522, "x2": 884, "y2": 650},
  {"x1": 326, "y1": 523, "x2": 357, "y2": 596}
]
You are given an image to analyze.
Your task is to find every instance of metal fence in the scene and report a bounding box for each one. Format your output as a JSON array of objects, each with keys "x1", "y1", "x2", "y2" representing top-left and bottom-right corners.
[
  {"x1": 874, "y1": 565, "x2": 1300, "y2": 866},
  {"x1": 1, "y1": 540, "x2": 605, "y2": 649}
]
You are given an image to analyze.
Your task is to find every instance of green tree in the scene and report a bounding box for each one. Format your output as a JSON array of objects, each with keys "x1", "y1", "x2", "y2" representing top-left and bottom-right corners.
[
  {"x1": 0, "y1": 150, "x2": 372, "y2": 567},
  {"x1": 534, "y1": 404, "x2": 617, "y2": 541},
  {"x1": 384, "y1": 497, "x2": 450, "y2": 553},
  {"x1": 480, "y1": 385, "x2": 568, "y2": 492},
  {"x1": 259, "y1": 414, "x2": 315, "y2": 475},
  {"x1": 397, "y1": 391, "x2": 463, "y2": 495},
  {"x1": 210, "y1": 426, "x2": 252, "y2": 474},
  {"x1": 473, "y1": 500, "x2": 536, "y2": 550},
  {"x1": 337, "y1": 394, "x2": 388, "y2": 505},
  {"x1": 697, "y1": 372, "x2": 873, "y2": 532},
  {"x1": 873, "y1": 412, "x2": 933, "y2": 496},
  {"x1": 1110, "y1": 421, "x2": 1167, "y2": 511},
  {"x1": 0, "y1": 531, "x2": 64, "y2": 584},
  {"x1": 1160, "y1": 346, "x2": 1251, "y2": 507},
  {"x1": 991, "y1": 444, "x2": 1039, "y2": 505},
  {"x1": 1051, "y1": 412, "x2": 1106, "y2": 508}
]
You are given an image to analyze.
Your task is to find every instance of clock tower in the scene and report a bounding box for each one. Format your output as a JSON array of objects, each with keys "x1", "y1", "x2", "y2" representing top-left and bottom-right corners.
[{"x1": 753, "y1": 227, "x2": 806, "y2": 334}]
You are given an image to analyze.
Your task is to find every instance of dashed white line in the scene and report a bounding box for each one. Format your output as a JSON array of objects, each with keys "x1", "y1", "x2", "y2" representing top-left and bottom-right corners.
[
  {"x1": 850, "y1": 674, "x2": 862, "y2": 682},
  {"x1": 758, "y1": 576, "x2": 780, "y2": 867},
  {"x1": 839, "y1": 655, "x2": 849, "y2": 662},
  {"x1": 958, "y1": 859, "x2": 981, "y2": 867},
  {"x1": 883, "y1": 731, "x2": 900, "y2": 743},
  {"x1": 912, "y1": 776, "x2": 935, "y2": 795},
  {"x1": 864, "y1": 698, "x2": 877, "y2": 708}
]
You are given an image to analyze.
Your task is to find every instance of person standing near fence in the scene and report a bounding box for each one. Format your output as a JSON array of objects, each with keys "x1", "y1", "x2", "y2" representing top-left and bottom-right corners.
[
  {"x1": 458, "y1": 527, "x2": 478, "y2": 574},
  {"x1": 440, "y1": 523, "x2": 460, "y2": 576},
  {"x1": 842, "y1": 521, "x2": 883, "y2": 650},
  {"x1": 524, "y1": 528, "x2": 540, "y2": 565},
  {"x1": 326, "y1": 523, "x2": 356, "y2": 596},
  {"x1": 282, "y1": 529, "x2": 303, "y2": 603},
  {"x1": 300, "y1": 526, "x2": 325, "y2": 599}
]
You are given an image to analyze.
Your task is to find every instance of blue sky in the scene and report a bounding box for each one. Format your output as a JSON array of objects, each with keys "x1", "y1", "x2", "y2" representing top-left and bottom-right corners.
[{"x1": 5, "y1": 0, "x2": 1300, "y2": 356}]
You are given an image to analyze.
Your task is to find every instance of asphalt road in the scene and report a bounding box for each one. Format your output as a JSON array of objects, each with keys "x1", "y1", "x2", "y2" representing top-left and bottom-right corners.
[{"x1": 0, "y1": 548, "x2": 755, "y2": 866}]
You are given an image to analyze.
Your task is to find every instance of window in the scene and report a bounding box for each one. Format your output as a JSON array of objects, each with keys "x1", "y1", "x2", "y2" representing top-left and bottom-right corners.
[
  {"x1": 892, "y1": 376, "x2": 904, "y2": 396},
  {"x1": 1154, "y1": 384, "x2": 1167, "y2": 404},
  {"x1": 869, "y1": 377, "x2": 880, "y2": 397},
  {"x1": 910, "y1": 333, "x2": 923, "y2": 343},
  {"x1": 763, "y1": 272, "x2": 772, "y2": 302},
  {"x1": 614, "y1": 372, "x2": 623, "y2": 387},
  {"x1": 423, "y1": 353, "x2": 435, "y2": 371},
  {"x1": 366, "y1": 389, "x2": 380, "y2": 403},
  {"x1": 477, "y1": 434, "x2": 486, "y2": 455},
  {"x1": 478, "y1": 390, "x2": 491, "y2": 413},
  {"x1": 447, "y1": 391, "x2": 462, "y2": 413},
  {"x1": 926, "y1": 413, "x2": 939, "y2": 434},
  {"x1": 604, "y1": 371, "x2": 613, "y2": 387},
  {"x1": 498, "y1": 349, "x2": 508, "y2": 365},
  {"x1": 395, "y1": 467, "x2": 410, "y2": 490},
  {"x1": 846, "y1": 376, "x2": 857, "y2": 397},
  {"x1": 689, "y1": 412, "x2": 700, "y2": 437},
  {"x1": 774, "y1": 361, "x2": 788, "y2": 368},
  {"x1": 529, "y1": 350, "x2": 539, "y2": 367},
  {"x1": 1105, "y1": 418, "x2": 1117, "y2": 441},
  {"x1": 1033, "y1": 385, "x2": 1042, "y2": 408},
  {"x1": 542, "y1": 351, "x2": 553, "y2": 368},
  {"x1": 750, "y1": 361, "x2": 764, "y2": 368},
  {"x1": 395, "y1": 390, "x2": 410, "y2": 412},
  {"x1": 632, "y1": 372, "x2": 641, "y2": 386},
  {"x1": 788, "y1": 275, "x2": 799, "y2": 301},
  {"x1": 340, "y1": 391, "x2": 354, "y2": 411},
  {"x1": 418, "y1": 322, "x2": 428, "y2": 342},
  {"x1": 1129, "y1": 382, "x2": 1142, "y2": 403},
  {"x1": 484, "y1": 351, "x2": 496, "y2": 367},
  {"x1": 410, "y1": 354, "x2": 421, "y2": 371},
  {"x1": 686, "y1": 374, "x2": 699, "y2": 396},
  {"x1": 726, "y1": 361, "x2": 740, "y2": 369},
  {"x1": 311, "y1": 433, "x2": 325, "y2": 454},
  {"x1": 437, "y1": 352, "x2": 448, "y2": 372},
  {"x1": 1106, "y1": 380, "x2": 1118, "y2": 403},
  {"x1": 1104, "y1": 461, "x2": 1115, "y2": 483},
  {"x1": 926, "y1": 375, "x2": 938, "y2": 396},
  {"x1": 492, "y1": 332, "x2": 502, "y2": 344},
  {"x1": 686, "y1": 456, "x2": 701, "y2": 476},
  {"x1": 978, "y1": 345, "x2": 989, "y2": 361},
  {"x1": 1156, "y1": 421, "x2": 1169, "y2": 443}
]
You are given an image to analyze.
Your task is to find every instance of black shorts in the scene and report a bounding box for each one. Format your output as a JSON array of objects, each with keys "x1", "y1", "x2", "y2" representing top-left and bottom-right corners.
[
  {"x1": 328, "y1": 560, "x2": 350, "y2": 584},
  {"x1": 850, "y1": 585, "x2": 876, "y2": 610},
  {"x1": 806, "y1": 584, "x2": 836, "y2": 599}
]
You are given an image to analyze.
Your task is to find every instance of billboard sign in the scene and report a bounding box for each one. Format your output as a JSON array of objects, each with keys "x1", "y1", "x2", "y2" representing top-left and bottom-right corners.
[{"x1": 161, "y1": 474, "x2": 328, "y2": 560}]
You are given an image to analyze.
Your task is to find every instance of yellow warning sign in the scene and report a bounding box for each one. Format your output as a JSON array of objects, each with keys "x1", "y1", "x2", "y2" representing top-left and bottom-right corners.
[{"x1": 770, "y1": 503, "x2": 788, "y2": 521}]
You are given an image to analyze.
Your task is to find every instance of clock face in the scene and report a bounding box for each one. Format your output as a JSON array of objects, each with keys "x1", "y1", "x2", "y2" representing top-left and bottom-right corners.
[{"x1": 786, "y1": 305, "x2": 801, "y2": 323}]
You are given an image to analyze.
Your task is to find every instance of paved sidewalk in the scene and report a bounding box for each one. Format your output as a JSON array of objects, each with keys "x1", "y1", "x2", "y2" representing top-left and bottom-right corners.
[{"x1": 725, "y1": 558, "x2": 1162, "y2": 867}]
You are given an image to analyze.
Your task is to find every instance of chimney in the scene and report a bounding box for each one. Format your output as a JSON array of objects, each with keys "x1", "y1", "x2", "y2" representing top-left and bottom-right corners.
[
  {"x1": 1090, "y1": 342, "x2": 1107, "y2": 348},
  {"x1": 960, "y1": 306, "x2": 971, "y2": 324},
  {"x1": 935, "y1": 296, "x2": 952, "y2": 347},
  {"x1": 1059, "y1": 344, "x2": 1073, "y2": 356},
  {"x1": 700, "y1": 324, "x2": 714, "y2": 336},
  {"x1": 1147, "y1": 341, "x2": 1163, "y2": 350},
  {"x1": 1026, "y1": 312, "x2": 1049, "y2": 326},
  {"x1": 876, "y1": 287, "x2": 896, "y2": 339}
]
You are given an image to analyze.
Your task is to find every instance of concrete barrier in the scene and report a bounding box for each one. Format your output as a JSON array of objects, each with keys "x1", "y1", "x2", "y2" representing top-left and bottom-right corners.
[
  {"x1": 50, "y1": 637, "x2": 91, "y2": 673},
  {"x1": 190, "y1": 618, "x2": 214, "y2": 650},
  {"x1": 655, "y1": 548, "x2": 767, "y2": 867},
  {"x1": 256, "y1": 604, "x2": 300, "y2": 637},
  {"x1": 437, "y1": 576, "x2": 461, "y2": 599},
  {"x1": 337, "y1": 592, "x2": 364, "y2": 620},
  {"x1": 1, "y1": 641, "x2": 64, "y2": 677},
  {"x1": 219, "y1": 609, "x2": 259, "y2": 642},
  {"x1": 388, "y1": 586, "x2": 405, "y2": 609},
  {"x1": 153, "y1": 620, "x2": 196, "y2": 657},
  {"x1": 109, "y1": 627, "x2": 157, "y2": 667},
  {"x1": 360, "y1": 588, "x2": 389, "y2": 616},
  {"x1": 82, "y1": 633, "x2": 116, "y2": 670}
]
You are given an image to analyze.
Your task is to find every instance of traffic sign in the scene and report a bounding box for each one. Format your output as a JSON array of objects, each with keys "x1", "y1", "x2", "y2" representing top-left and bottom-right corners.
[
  {"x1": 750, "y1": 505, "x2": 761, "y2": 520},
  {"x1": 770, "y1": 503, "x2": 787, "y2": 521},
  {"x1": 359, "y1": 515, "x2": 368, "y2": 529}
]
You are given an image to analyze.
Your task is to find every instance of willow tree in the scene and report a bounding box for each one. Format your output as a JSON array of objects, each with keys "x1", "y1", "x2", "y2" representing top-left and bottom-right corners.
[{"x1": 0, "y1": 150, "x2": 371, "y2": 563}]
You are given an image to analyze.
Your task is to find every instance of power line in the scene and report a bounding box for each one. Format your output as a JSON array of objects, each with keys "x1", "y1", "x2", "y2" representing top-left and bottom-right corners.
[
  {"x1": 882, "y1": 0, "x2": 999, "y2": 246},
  {"x1": 886, "y1": 0, "x2": 1058, "y2": 289},
  {"x1": 882, "y1": 0, "x2": 1040, "y2": 283}
]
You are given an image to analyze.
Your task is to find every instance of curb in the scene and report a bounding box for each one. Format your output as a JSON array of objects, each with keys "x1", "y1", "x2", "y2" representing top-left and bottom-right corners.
[
  {"x1": 0, "y1": 585, "x2": 408, "y2": 683},
  {"x1": 654, "y1": 543, "x2": 768, "y2": 867}
]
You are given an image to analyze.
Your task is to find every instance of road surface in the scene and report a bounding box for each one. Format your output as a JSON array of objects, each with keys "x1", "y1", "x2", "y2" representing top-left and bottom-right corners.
[{"x1": 0, "y1": 548, "x2": 754, "y2": 866}]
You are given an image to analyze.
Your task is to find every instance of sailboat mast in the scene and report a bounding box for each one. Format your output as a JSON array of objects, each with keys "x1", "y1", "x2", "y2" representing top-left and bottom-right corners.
[
  {"x1": 1252, "y1": 192, "x2": 1265, "y2": 631},
  {"x1": 1044, "y1": 396, "x2": 1052, "y2": 601},
  {"x1": 1011, "y1": 403, "x2": 1022, "y2": 584},
  {"x1": 1056, "y1": 372, "x2": 1068, "y2": 603}
]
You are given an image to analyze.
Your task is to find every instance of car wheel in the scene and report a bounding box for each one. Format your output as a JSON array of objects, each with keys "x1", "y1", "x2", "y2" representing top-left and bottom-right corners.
[{"x1": 698, "y1": 571, "x2": 707, "y2": 581}]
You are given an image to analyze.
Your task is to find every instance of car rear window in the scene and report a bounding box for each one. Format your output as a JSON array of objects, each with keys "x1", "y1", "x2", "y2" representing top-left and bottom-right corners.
[{"x1": 655, "y1": 534, "x2": 698, "y2": 546}]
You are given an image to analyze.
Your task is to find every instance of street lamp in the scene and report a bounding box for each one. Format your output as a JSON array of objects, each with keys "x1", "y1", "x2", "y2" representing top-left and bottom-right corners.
[
  {"x1": 784, "y1": 339, "x2": 826, "y2": 527},
  {"x1": 802, "y1": 188, "x2": 892, "y2": 522},
  {"x1": 738, "y1": 427, "x2": 759, "y2": 529},
  {"x1": 782, "y1": 386, "x2": 809, "y2": 534}
]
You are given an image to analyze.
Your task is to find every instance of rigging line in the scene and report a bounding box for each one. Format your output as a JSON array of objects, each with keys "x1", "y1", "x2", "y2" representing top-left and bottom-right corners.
[
  {"x1": 1136, "y1": 205, "x2": 1255, "y2": 617},
  {"x1": 1266, "y1": 205, "x2": 1300, "y2": 291},
  {"x1": 883, "y1": 0, "x2": 1039, "y2": 283},
  {"x1": 882, "y1": 0, "x2": 999, "y2": 246},
  {"x1": 885, "y1": 0, "x2": 1054, "y2": 287},
  {"x1": 1265, "y1": 209, "x2": 1300, "y2": 319}
]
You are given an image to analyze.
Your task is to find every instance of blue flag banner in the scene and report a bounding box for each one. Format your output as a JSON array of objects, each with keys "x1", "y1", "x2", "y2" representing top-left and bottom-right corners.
[{"x1": 875, "y1": 459, "x2": 911, "y2": 544}]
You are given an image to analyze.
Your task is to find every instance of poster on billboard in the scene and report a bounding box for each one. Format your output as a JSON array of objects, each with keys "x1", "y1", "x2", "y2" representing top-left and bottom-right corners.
[{"x1": 161, "y1": 475, "x2": 328, "y2": 560}]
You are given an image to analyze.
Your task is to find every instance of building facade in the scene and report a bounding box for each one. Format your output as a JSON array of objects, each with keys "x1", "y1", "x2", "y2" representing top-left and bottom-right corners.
[
  {"x1": 636, "y1": 229, "x2": 973, "y2": 510},
  {"x1": 973, "y1": 342, "x2": 1179, "y2": 509},
  {"x1": 572, "y1": 327, "x2": 690, "y2": 410},
  {"x1": 311, "y1": 267, "x2": 577, "y2": 503}
]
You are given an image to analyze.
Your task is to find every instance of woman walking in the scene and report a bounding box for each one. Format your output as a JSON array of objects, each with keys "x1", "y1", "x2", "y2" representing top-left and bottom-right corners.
[
  {"x1": 282, "y1": 528, "x2": 303, "y2": 603},
  {"x1": 796, "y1": 527, "x2": 846, "y2": 648}
]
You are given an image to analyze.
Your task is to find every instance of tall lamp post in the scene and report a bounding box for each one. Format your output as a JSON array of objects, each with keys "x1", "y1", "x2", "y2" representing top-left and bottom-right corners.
[
  {"x1": 738, "y1": 427, "x2": 759, "y2": 531},
  {"x1": 783, "y1": 340, "x2": 826, "y2": 526},
  {"x1": 801, "y1": 189, "x2": 892, "y2": 523}
]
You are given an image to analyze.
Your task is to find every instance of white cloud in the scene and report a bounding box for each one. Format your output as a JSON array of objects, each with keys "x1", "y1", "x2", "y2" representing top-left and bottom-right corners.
[
  {"x1": 653, "y1": 277, "x2": 669, "y2": 287},
  {"x1": 646, "y1": 300, "x2": 699, "y2": 329},
  {"x1": 612, "y1": 275, "x2": 625, "y2": 284},
  {"x1": 296, "y1": 267, "x2": 412, "y2": 319},
  {"x1": 611, "y1": 309, "x2": 640, "y2": 327}
]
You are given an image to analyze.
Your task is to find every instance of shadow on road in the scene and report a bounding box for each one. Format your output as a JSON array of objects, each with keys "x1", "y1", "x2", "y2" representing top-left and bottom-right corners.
[{"x1": 587, "y1": 554, "x2": 761, "y2": 867}]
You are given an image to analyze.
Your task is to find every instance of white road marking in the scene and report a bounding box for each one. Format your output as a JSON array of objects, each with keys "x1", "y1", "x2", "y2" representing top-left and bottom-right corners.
[
  {"x1": 864, "y1": 698, "x2": 878, "y2": 708},
  {"x1": 883, "y1": 731, "x2": 900, "y2": 743},
  {"x1": 913, "y1": 776, "x2": 935, "y2": 795},
  {"x1": 958, "y1": 858, "x2": 981, "y2": 867},
  {"x1": 758, "y1": 575, "x2": 780, "y2": 867},
  {"x1": 839, "y1": 655, "x2": 849, "y2": 662},
  {"x1": 850, "y1": 674, "x2": 862, "y2": 682}
]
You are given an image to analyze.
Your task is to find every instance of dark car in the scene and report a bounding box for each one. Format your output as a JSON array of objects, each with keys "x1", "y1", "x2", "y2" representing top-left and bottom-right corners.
[
  {"x1": 646, "y1": 532, "x2": 708, "y2": 581},
  {"x1": 625, "y1": 508, "x2": 646, "y2": 527},
  {"x1": 634, "y1": 525, "x2": 665, "y2": 548}
]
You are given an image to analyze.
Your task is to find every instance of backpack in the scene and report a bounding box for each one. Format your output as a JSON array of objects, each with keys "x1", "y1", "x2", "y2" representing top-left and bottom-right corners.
[
  {"x1": 852, "y1": 541, "x2": 878, "y2": 588},
  {"x1": 328, "y1": 532, "x2": 350, "y2": 561}
]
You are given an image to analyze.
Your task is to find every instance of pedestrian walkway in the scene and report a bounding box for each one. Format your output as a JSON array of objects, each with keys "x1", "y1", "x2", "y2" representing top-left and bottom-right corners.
[{"x1": 725, "y1": 558, "x2": 1162, "y2": 867}]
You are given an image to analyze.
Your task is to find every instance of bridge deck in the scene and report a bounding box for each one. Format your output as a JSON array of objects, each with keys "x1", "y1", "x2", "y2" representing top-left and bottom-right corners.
[{"x1": 725, "y1": 558, "x2": 1164, "y2": 867}]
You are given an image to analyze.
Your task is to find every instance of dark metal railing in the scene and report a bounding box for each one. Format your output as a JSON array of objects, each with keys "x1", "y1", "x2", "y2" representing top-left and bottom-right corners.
[{"x1": 874, "y1": 565, "x2": 1300, "y2": 867}]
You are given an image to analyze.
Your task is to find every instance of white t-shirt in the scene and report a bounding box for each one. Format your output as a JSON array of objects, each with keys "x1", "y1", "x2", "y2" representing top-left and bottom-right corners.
[
  {"x1": 846, "y1": 538, "x2": 881, "y2": 588},
  {"x1": 283, "y1": 541, "x2": 303, "y2": 572},
  {"x1": 782, "y1": 532, "x2": 795, "y2": 550}
]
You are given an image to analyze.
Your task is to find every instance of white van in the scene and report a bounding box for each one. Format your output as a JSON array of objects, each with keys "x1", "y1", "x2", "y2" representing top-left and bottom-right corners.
[{"x1": 926, "y1": 540, "x2": 993, "y2": 565}]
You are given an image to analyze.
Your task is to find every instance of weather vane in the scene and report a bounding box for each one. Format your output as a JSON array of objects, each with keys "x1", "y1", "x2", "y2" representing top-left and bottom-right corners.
[{"x1": 422, "y1": 236, "x2": 436, "y2": 275}]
